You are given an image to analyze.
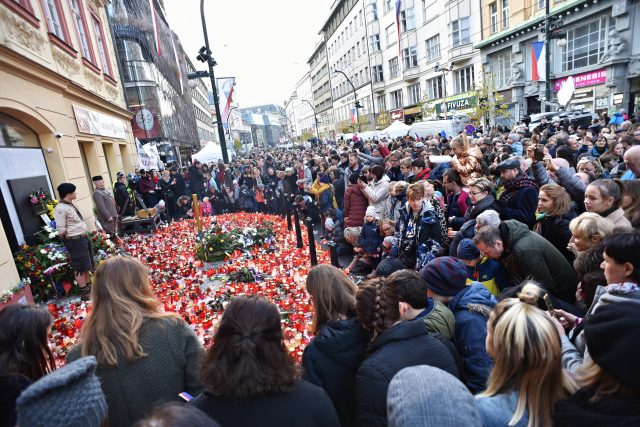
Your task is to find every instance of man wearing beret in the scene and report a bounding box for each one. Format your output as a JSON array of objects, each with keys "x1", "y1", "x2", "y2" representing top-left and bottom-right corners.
[
  {"x1": 54, "y1": 183, "x2": 94, "y2": 299},
  {"x1": 495, "y1": 157, "x2": 538, "y2": 229},
  {"x1": 92, "y1": 176, "x2": 118, "y2": 235}
]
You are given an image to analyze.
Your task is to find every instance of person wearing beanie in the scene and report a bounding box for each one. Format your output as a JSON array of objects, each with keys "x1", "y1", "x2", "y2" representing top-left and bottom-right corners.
[
  {"x1": 554, "y1": 301, "x2": 640, "y2": 426},
  {"x1": 355, "y1": 206, "x2": 382, "y2": 274},
  {"x1": 457, "y1": 238, "x2": 509, "y2": 296},
  {"x1": 54, "y1": 182, "x2": 93, "y2": 300},
  {"x1": 387, "y1": 366, "x2": 481, "y2": 427},
  {"x1": 420, "y1": 256, "x2": 496, "y2": 393},
  {"x1": 16, "y1": 356, "x2": 107, "y2": 427}
]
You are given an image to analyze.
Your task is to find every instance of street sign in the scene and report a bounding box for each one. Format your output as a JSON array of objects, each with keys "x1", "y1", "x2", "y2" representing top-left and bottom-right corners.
[{"x1": 464, "y1": 124, "x2": 476, "y2": 135}]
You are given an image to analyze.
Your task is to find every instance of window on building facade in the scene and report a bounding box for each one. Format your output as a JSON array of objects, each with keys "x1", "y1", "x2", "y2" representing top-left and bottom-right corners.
[
  {"x1": 454, "y1": 66, "x2": 474, "y2": 93},
  {"x1": 384, "y1": 0, "x2": 392, "y2": 13},
  {"x1": 490, "y1": 3, "x2": 498, "y2": 34},
  {"x1": 386, "y1": 24, "x2": 395, "y2": 46},
  {"x1": 400, "y1": 7, "x2": 415, "y2": 32},
  {"x1": 43, "y1": 0, "x2": 68, "y2": 40},
  {"x1": 370, "y1": 34, "x2": 381, "y2": 51},
  {"x1": 425, "y1": 35, "x2": 440, "y2": 62},
  {"x1": 451, "y1": 17, "x2": 470, "y2": 47},
  {"x1": 501, "y1": 0, "x2": 509, "y2": 29},
  {"x1": 537, "y1": 0, "x2": 544, "y2": 9},
  {"x1": 403, "y1": 45, "x2": 418, "y2": 68},
  {"x1": 426, "y1": 75, "x2": 443, "y2": 99},
  {"x1": 389, "y1": 57, "x2": 399, "y2": 78},
  {"x1": 492, "y1": 49, "x2": 512, "y2": 87},
  {"x1": 390, "y1": 89, "x2": 404, "y2": 109},
  {"x1": 371, "y1": 2, "x2": 378, "y2": 20},
  {"x1": 70, "y1": 0, "x2": 94, "y2": 61},
  {"x1": 373, "y1": 64, "x2": 384, "y2": 82},
  {"x1": 377, "y1": 95, "x2": 387, "y2": 112},
  {"x1": 561, "y1": 16, "x2": 610, "y2": 72},
  {"x1": 92, "y1": 13, "x2": 113, "y2": 77},
  {"x1": 408, "y1": 82, "x2": 421, "y2": 104}
]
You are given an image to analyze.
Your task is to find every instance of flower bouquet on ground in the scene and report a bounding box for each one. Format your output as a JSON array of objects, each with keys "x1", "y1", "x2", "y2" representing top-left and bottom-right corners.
[{"x1": 195, "y1": 221, "x2": 275, "y2": 262}]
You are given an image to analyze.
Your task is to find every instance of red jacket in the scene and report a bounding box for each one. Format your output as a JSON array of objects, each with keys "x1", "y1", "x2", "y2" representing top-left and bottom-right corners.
[{"x1": 344, "y1": 184, "x2": 369, "y2": 228}]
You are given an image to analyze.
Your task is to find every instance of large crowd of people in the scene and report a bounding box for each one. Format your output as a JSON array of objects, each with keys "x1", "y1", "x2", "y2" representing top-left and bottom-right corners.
[{"x1": 3, "y1": 114, "x2": 640, "y2": 426}]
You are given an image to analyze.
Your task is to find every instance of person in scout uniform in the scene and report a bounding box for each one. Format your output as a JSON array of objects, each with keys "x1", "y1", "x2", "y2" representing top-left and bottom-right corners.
[{"x1": 54, "y1": 183, "x2": 94, "y2": 300}]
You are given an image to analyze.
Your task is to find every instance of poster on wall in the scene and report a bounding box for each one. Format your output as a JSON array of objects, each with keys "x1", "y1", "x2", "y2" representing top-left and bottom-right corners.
[
  {"x1": 73, "y1": 105, "x2": 127, "y2": 139},
  {"x1": 136, "y1": 138, "x2": 158, "y2": 170},
  {"x1": 130, "y1": 106, "x2": 161, "y2": 140}
]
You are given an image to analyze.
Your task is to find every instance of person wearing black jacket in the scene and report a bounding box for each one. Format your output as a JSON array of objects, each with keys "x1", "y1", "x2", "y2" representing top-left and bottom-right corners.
[
  {"x1": 170, "y1": 167, "x2": 185, "y2": 198},
  {"x1": 189, "y1": 161, "x2": 205, "y2": 200},
  {"x1": 113, "y1": 172, "x2": 134, "y2": 216},
  {"x1": 302, "y1": 266, "x2": 369, "y2": 427},
  {"x1": 355, "y1": 280, "x2": 459, "y2": 427}
]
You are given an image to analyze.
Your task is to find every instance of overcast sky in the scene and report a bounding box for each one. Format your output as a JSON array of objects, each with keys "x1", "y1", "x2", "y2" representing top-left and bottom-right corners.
[{"x1": 165, "y1": 0, "x2": 335, "y2": 108}]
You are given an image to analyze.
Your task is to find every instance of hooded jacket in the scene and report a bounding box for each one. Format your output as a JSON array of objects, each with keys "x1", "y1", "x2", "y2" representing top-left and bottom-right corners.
[
  {"x1": 355, "y1": 320, "x2": 459, "y2": 427},
  {"x1": 302, "y1": 318, "x2": 369, "y2": 427},
  {"x1": 448, "y1": 282, "x2": 496, "y2": 394},
  {"x1": 396, "y1": 200, "x2": 443, "y2": 270},
  {"x1": 554, "y1": 388, "x2": 640, "y2": 426},
  {"x1": 499, "y1": 220, "x2": 579, "y2": 303},
  {"x1": 363, "y1": 175, "x2": 390, "y2": 219}
]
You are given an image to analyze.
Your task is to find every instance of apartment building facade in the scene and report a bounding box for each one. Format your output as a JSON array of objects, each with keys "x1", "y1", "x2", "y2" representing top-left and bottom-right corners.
[
  {"x1": 0, "y1": 0, "x2": 138, "y2": 289},
  {"x1": 308, "y1": 40, "x2": 335, "y2": 139}
]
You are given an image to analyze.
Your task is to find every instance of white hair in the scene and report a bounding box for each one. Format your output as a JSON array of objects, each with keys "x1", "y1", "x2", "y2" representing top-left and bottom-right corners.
[{"x1": 476, "y1": 209, "x2": 501, "y2": 228}]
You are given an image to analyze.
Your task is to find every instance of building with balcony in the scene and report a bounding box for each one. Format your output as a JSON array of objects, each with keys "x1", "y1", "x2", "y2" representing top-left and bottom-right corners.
[
  {"x1": 0, "y1": 0, "x2": 138, "y2": 290},
  {"x1": 308, "y1": 40, "x2": 335, "y2": 139},
  {"x1": 475, "y1": 0, "x2": 640, "y2": 118},
  {"x1": 107, "y1": 0, "x2": 199, "y2": 163},
  {"x1": 322, "y1": 0, "x2": 375, "y2": 133}
]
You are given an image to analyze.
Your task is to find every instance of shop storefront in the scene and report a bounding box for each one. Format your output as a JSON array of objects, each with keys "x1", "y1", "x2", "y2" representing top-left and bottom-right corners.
[
  {"x1": 428, "y1": 94, "x2": 478, "y2": 117},
  {"x1": 553, "y1": 69, "x2": 608, "y2": 114},
  {"x1": 403, "y1": 106, "x2": 421, "y2": 125}
]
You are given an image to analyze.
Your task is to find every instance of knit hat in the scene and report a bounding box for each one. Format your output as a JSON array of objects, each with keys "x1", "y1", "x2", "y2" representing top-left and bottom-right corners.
[
  {"x1": 387, "y1": 366, "x2": 481, "y2": 427},
  {"x1": 16, "y1": 356, "x2": 107, "y2": 427},
  {"x1": 420, "y1": 257, "x2": 468, "y2": 297},
  {"x1": 56, "y1": 183, "x2": 76, "y2": 199},
  {"x1": 584, "y1": 301, "x2": 640, "y2": 390},
  {"x1": 365, "y1": 206, "x2": 378, "y2": 219},
  {"x1": 319, "y1": 174, "x2": 331, "y2": 184},
  {"x1": 375, "y1": 257, "x2": 406, "y2": 277},
  {"x1": 507, "y1": 133, "x2": 521, "y2": 142},
  {"x1": 457, "y1": 238, "x2": 481, "y2": 260}
]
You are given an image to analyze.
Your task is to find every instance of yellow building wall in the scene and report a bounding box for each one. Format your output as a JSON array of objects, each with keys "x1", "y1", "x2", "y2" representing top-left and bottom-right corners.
[
  {"x1": 0, "y1": 0, "x2": 138, "y2": 292},
  {"x1": 480, "y1": 0, "x2": 564, "y2": 39}
]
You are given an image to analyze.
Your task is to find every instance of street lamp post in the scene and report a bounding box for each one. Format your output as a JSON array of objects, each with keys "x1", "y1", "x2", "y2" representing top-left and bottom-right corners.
[
  {"x1": 434, "y1": 63, "x2": 452, "y2": 120},
  {"x1": 226, "y1": 105, "x2": 238, "y2": 143},
  {"x1": 191, "y1": 0, "x2": 229, "y2": 163},
  {"x1": 301, "y1": 99, "x2": 319, "y2": 141},
  {"x1": 333, "y1": 70, "x2": 363, "y2": 132},
  {"x1": 542, "y1": 0, "x2": 567, "y2": 112}
]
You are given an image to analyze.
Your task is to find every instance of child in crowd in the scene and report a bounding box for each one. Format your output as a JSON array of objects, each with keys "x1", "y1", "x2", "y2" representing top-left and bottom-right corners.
[
  {"x1": 200, "y1": 197, "x2": 213, "y2": 216},
  {"x1": 456, "y1": 238, "x2": 509, "y2": 296},
  {"x1": 357, "y1": 206, "x2": 383, "y2": 273}
]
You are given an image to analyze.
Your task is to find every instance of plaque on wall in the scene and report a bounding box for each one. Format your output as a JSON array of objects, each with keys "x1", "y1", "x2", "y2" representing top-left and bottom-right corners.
[{"x1": 7, "y1": 176, "x2": 51, "y2": 245}]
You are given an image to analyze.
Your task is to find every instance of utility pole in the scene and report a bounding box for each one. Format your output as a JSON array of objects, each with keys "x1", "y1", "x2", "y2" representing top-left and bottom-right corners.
[{"x1": 334, "y1": 70, "x2": 363, "y2": 132}]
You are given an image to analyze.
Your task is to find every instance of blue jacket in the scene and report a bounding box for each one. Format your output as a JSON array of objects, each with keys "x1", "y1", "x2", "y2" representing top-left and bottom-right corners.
[
  {"x1": 449, "y1": 282, "x2": 496, "y2": 393},
  {"x1": 475, "y1": 390, "x2": 528, "y2": 427},
  {"x1": 430, "y1": 162, "x2": 451, "y2": 182},
  {"x1": 359, "y1": 222, "x2": 382, "y2": 255},
  {"x1": 302, "y1": 318, "x2": 369, "y2": 427},
  {"x1": 395, "y1": 201, "x2": 443, "y2": 270}
]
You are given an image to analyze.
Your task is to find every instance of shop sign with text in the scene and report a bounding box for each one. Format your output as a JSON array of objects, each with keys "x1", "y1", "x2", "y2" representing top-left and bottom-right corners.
[
  {"x1": 434, "y1": 96, "x2": 477, "y2": 114},
  {"x1": 554, "y1": 69, "x2": 606, "y2": 92}
]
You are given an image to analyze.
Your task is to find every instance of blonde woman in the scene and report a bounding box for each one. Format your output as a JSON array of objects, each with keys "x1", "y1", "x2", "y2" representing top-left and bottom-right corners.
[
  {"x1": 67, "y1": 256, "x2": 204, "y2": 427},
  {"x1": 568, "y1": 212, "x2": 615, "y2": 255},
  {"x1": 302, "y1": 265, "x2": 369, "y2": 427},
  {"x1": 535, "y1": 184, "x2": 577, "y2": 263},
  {"x1": 450, "y1": 134, "x2": 484, "y2": 186},
  {"x1": 475, "y1": 283, "x2": 576, "y2": 427}
]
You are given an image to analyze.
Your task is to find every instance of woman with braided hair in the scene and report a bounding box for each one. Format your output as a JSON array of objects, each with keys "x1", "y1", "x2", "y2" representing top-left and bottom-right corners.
[{"x1": 354, "y1": 278, "x2": 459, "y2": 427}]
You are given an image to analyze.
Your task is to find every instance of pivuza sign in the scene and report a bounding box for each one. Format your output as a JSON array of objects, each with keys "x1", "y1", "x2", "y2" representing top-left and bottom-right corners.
[{"x1": 435, "y1": 96, "x2": 477, "y2": 113}]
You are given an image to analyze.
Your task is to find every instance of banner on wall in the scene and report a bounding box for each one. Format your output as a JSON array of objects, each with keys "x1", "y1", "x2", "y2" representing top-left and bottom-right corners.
[
  {"x1": 73, "y1": 105, "x2": 127, "y2": 139},
  {"x1": 131, "y1": 106, "x2": 161, "y2": 140},
  {"x1": 136, "y1": 138, "x2": 158, "y2": 170}
]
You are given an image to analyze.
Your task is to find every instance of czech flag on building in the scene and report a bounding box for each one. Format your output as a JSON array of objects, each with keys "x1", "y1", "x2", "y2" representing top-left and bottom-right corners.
[
  {"x1": 350, "y1": 108, "x2": 357, "y2": 124},
  {"x1": 531, "y1": 41, "x2": 546, "y2": 81},
  {"x1": 395, "y1": 0, "x2": 402, "y2": 62}
]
